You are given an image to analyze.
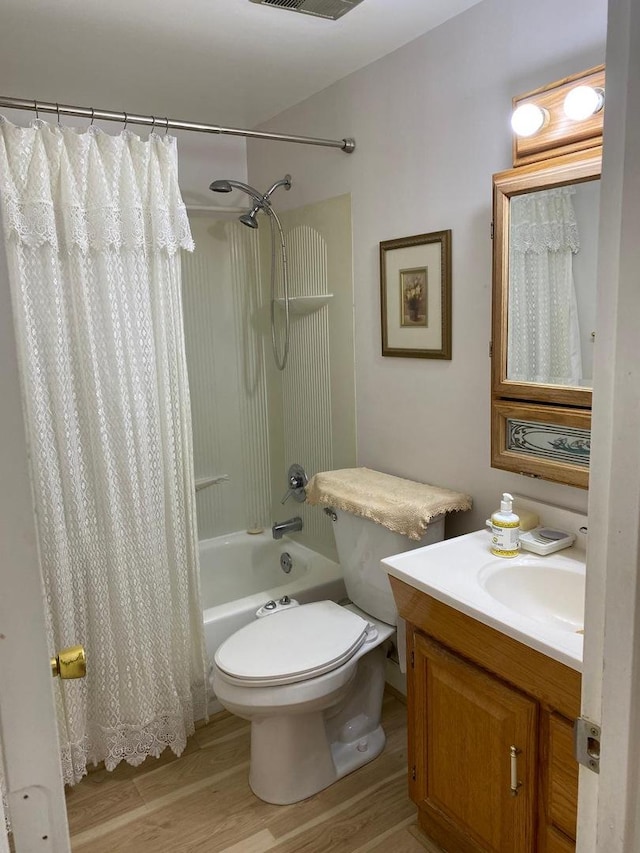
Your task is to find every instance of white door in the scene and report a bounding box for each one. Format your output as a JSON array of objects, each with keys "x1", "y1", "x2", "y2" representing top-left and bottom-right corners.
[
  {"x1": 0, "y1": 238, "x2": 71, "y2": 850},
  {"x1": 577, "y1": 0, "x2": 640, "y2": 849}
]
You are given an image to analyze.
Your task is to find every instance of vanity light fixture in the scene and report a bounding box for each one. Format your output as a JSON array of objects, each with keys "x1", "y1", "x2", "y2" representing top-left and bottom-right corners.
[
  {"x1": 510, "y1": 66, "x2": 605, "y2": 159},
  {"x1": 510, "y1": 103, "x2": 548, "y2": 138},
  {"x1": 563, "y1": 85, "x2": 605, "y2": 121}
]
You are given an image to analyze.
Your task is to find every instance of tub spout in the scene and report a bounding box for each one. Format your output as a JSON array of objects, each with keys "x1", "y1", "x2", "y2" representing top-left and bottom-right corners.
[{"x1": 272, "y1": 517, "x2": 303, "y2": 540}]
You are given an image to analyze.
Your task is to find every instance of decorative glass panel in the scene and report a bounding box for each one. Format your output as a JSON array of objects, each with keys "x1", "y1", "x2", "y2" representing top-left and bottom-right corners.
[{"x1": 506, "y1": 419, "x2": 591, "y2": 466}]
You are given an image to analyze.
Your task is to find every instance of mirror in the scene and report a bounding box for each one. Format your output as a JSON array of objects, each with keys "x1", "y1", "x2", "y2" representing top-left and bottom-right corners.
[
  {"x1": 491, "y1": 147, "x2": 600, "y2": 488},
  {"x1": 507, "y1": 179, "x2": 600, "y2": 389},
  {"x1": 492, "y1": 147, "x2": 601, "y2": 410}
]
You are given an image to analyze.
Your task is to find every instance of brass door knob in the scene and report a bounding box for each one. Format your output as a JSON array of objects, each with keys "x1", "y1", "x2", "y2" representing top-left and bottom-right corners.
[{"x1": 51, "y1": 645, "x2": 86, "y2": 679}]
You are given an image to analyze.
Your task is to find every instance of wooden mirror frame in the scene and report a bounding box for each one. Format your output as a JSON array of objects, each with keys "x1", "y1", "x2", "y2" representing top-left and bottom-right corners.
[
  {"x1": 491, "y1": 146, "x2": 601, "y2": 489},
  {"x1": 492, "y1": 401, "x2": 591, "y2": 489},
  {"x1": 492, "y1": 146, "x2": 601, "y2": 408}
]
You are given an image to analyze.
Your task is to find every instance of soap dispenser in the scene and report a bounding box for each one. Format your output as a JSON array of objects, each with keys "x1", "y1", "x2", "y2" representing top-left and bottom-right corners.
[{"x1": 490, "y1": 492, "x2": 520, "y2": 558}]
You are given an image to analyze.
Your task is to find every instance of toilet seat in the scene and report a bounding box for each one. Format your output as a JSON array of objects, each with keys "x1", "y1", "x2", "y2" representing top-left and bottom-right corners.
[{"x1": 214, "y1": 600, "x2": 370, "y2": 687}]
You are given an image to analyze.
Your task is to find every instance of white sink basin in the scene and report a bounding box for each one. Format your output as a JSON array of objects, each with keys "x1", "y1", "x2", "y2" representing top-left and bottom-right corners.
[{"x1": 478, "y1": 559, "x2": 585, "y2": 633}]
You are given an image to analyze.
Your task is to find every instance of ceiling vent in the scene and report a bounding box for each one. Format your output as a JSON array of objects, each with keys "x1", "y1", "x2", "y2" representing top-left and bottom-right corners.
[{"x1": 249, "y1": 0, "x2": 365, "y2": 21}]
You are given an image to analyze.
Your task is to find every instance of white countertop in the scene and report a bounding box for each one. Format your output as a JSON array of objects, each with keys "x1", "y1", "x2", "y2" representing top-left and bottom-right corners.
[{"x1": 383, "y1": 529, "x2": 585, "y2": 672}]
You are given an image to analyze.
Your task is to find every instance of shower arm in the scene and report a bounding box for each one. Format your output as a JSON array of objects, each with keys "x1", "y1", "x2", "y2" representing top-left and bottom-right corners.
[{"x1": 263, "y1": 175, "x2": 292, "y2": 200}]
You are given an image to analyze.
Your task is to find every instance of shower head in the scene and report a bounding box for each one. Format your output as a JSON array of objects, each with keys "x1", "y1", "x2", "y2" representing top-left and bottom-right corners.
[
  {"x1": 239, "y1": 209, "x2": 260, "y2": 229},
  {"x1": 209, "y1": 174, "x2": 293, "y2": 230},
  {"x1": 209, "y1": 175, "x2": 292, "y2": 205},
  {"x1": 209, "y1": 179, "x2": 263, "y2": 205},
  {"x1": 209, "y1": 179, "x2": 233, "y2": 193}
]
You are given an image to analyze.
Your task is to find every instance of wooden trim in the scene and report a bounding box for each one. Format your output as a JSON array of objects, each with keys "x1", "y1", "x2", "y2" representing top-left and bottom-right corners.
[
  {"x1": 491, "y1": 400, "x2": 591, "y2": 489},
  {"x1": 512, "y1": 66, "x2": 605, "y2": 167},
  {"x1": 547, "y1": 713, "x2": 579, "y2": 840},
  {"x1": 406, "y1": 623, "x2": 418, "y2": 804},
  {"x1": 544, "y1": 827, "x2": 577, "y2": 852},
  {"x1": 491, "y1": 147, "x2": 601, "y2": 410},
  {"x1": 390, "y1": 577, "x2": 581, "y2": 719},
  {"x1": 417, "y1": 807, "x2": 485, "y2": 853}
]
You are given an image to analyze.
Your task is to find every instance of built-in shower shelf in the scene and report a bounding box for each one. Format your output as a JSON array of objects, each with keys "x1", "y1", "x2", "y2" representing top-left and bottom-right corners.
[
  {"x1": 275, "y1": 294, "x2": 333, "y2": 316},
  {"x1": 195, "y1": 474, "x2": 230, "y2": 492}
]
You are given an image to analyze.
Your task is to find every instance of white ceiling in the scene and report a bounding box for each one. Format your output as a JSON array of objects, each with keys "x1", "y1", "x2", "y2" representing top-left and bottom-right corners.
[{"x1": 0, "y1": 0, "x2": 484, "y2": 129}]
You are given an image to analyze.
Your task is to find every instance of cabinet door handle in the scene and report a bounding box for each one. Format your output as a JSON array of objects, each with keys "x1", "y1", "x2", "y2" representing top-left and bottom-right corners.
[{"x1": 510, "y1": 745, "x2": 522, "y2": 796}]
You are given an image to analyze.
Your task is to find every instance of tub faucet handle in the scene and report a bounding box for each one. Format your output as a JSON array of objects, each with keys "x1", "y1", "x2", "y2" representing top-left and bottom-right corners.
[{"x1": 281, "y1": 463, "x2": 308, "y2": 504}]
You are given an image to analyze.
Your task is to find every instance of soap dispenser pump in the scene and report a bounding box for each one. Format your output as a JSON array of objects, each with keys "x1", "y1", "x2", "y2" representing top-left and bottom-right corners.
[{"x1": 490, "y1": 492, "x2": 520, "y2": 558}]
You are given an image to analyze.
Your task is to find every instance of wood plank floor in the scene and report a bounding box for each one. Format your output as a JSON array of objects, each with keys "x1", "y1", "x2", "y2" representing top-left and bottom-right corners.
[{"x1": 64, "y1": 693, "x2": 442, "y2": 853}]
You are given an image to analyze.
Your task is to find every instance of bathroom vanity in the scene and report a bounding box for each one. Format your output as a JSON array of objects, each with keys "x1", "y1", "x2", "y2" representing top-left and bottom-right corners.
[{"x1": 384, "y1": 529, "x2": 585, "y2": 853}]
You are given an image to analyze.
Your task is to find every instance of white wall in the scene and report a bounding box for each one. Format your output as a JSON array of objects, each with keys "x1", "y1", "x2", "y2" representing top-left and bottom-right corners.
[{"x1": 247, "y1": 0, "x2": 607, "y2": 536}]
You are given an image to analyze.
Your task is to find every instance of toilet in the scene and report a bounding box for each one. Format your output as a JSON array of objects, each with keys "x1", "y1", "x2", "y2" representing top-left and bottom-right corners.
[{"x1": 211, "y1": 508, "x2": 444, "y2": 804}]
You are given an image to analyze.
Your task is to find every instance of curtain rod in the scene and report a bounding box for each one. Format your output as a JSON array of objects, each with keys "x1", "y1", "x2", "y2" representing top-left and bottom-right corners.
[{"x1": 0, "y1": 96, "x2": 356, "y2": 153}]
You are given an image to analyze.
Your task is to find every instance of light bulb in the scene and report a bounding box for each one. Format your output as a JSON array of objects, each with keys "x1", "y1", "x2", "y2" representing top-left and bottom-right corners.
[
  {"x1": 564, "y1": 86, "x2": 604, "y2": 121},
  {"x1": 511, "y1": 103, "x2": 547, "y2": 137}
]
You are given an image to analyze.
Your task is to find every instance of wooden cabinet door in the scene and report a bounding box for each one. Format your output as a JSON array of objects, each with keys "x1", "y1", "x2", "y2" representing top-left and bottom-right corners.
[{"x1": 411, "y1": 632, "x2": 538, "y2": 852}]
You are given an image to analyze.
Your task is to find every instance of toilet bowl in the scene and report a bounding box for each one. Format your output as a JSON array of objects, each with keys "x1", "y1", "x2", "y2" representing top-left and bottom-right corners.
[
  {"x1": 212, "y1": 600, "x2": 393, "y2": 803},
  {"x1": 212, "y1": 508, "x2": 444, "y2": 804}
]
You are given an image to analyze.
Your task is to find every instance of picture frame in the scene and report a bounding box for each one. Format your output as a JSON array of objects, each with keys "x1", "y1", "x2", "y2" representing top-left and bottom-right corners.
[{"x1": 380, "y1": 229, "x2": 452, "y2": 359}]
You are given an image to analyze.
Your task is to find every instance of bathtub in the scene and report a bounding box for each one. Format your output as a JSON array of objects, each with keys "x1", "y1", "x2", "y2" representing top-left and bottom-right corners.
[{"x1": 199, "y1": 530, "x2": 346, "y2": 706}]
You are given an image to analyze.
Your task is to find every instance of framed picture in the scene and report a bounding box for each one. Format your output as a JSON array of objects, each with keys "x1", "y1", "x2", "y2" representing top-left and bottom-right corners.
[{"x1": 380, "y1": 229, "x2": 452, "y2": 359}]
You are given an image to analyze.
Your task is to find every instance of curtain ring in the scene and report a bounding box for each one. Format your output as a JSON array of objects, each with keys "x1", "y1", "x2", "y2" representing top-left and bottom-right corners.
[
  {"x1": 90, "y1": 107, "x2": 95, "y2": 126},
  {"x1": 56, "y1": 103, "x2": 61, "y2": 125},
  {"x1": 123, "y1": 111, "x2": 128, "y2": 130},
  {"x1": 150, "y1": 115, "x2": 156, "y2": 134},
  {"x1": 33, "y1": 99, "x2": 39, "y2": 120},
  {"x1": 164, "y1": 117, "x2": 169, "y2": 137}
]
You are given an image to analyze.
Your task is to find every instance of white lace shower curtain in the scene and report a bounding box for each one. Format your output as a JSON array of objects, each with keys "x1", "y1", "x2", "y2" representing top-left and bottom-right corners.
[
  {"x1": 508, "y1": 186, "x2": 583, "y2": 385},
  {"x1": 0, "y1": 117, "x2": 208, "y2": 785}
]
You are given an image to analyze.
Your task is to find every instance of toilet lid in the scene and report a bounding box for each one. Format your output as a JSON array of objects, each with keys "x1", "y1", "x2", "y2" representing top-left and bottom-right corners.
[{"x1": 214, "y1": 601, "x2": 370, "y2": 686}]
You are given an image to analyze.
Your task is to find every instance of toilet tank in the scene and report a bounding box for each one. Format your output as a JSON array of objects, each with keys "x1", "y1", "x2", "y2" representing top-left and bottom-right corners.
[{"x1": 330, "y1": 508, "x2": 444, "y2": 625}]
